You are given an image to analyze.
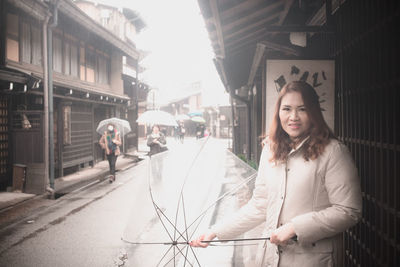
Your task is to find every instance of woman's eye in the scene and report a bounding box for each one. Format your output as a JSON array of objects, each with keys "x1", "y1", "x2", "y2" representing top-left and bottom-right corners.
[
  {"x1": 281, "y1": 107, "x2": 290, "y2": 111},
  {"x1": 299, "y1": 108, "x2": 306, "y2": 112}
]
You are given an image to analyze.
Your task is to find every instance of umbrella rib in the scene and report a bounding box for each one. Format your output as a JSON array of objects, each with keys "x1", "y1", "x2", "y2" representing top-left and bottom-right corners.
[
  {"x1": 173, "y1": 136, "x2": 211, "y2": 239},
  {"x1": 148, "y1": 159, "x2": 174, "y2": 242},
  {"x1": 133, "y1": 136, "x2": 261, "y2": 267},
  {"x1": 175, "y1": 245, "x2": 194, "y2": 267},
  {"x1": 189, "y1": 245, "x2": 202, "y2": 267},
  {"x1": 156, "y1": 245, "x2": 174, "y2": 267},
  {"x1": 148, "y1": 157, "x2": 188, "y2": 242},
  {"x1": 187, "y1": 172, "x2": 258, "y2": 241}
]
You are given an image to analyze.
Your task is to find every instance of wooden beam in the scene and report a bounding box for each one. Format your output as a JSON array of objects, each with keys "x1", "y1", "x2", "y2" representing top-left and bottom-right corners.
[
  {"x1": 248, "y1": 43, "x2": 267, "y2": 86},
  {"x1": 209, "y1": 0, "x2": 225, "y2": 58},
  {"x1": 209, "y1": 1, "x2": 284, "y2": 39},
  {"x1": 205, "y1": 0, "x2": 265, "y2": 27},
  {"x1": 225, "y1": 27, "x2": 266, "y2": 51},
  {"x1": 215, "y1": 12, "x2": 280, "y2": 43},
  {"x1": 213, "y1": 58, "x2": 229, "y2": 92},
  {"x1": 260, "y1": 40, "x2": 301, "y2": 56},
  {"x1": 325, "y1": 0, "x2": 332, "y2": 27},
  {"x1": 277, "y1": 0, "x2": 295, "y2": 25},
  {"x1": 264, "y1": 25, "x2": 334, "y2": 33},
  {"x1": 245, "y1": 0, "x2": 295, "y2": 91},
  {"x1": 227, "y1": 31, "x2": 270, "y2": 56}
]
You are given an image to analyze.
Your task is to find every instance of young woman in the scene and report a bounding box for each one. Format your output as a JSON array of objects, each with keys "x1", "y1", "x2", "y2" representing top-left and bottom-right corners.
[
  {"x1": 191, "y1": 81, "x2": 362, "y2": 267},
  {"x1": 99, "y1": 123, "x2": 122, "y2": 183}
]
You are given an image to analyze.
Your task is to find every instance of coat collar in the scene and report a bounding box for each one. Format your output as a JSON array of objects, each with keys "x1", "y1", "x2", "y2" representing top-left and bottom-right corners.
[{"x1": 288, "y1": 136, "x2": 310, "y2": 156}]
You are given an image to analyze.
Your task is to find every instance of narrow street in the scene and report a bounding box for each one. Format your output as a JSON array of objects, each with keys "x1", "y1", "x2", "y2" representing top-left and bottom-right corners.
[{"x1": 0, "y1": 137, "x2": 257, "y2": 267}]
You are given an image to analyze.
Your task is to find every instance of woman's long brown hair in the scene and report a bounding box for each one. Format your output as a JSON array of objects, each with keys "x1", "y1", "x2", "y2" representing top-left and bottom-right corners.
[{"x1": 268, "y1": 81, "x2": 335, "y2": 163}]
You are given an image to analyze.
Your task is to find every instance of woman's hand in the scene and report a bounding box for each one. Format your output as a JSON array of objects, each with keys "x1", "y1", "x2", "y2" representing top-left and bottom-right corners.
[
  {"x1": 190, "y1": 231, "x2": 217, "y2": 248},
  {"x1": 112, "y1": 139, "x2": 121, "y2": 145},
  {"x1": 270, "y1": 223, "x2": 296, "y2": 246}
]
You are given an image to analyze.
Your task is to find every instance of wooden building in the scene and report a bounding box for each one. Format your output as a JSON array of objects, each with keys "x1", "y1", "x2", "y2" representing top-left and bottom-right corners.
[
  {"x1": 0, "y1": 0, "x2": 145, "y2": 193},
  {"x1": 197, "y1": 0, "x2": 399, "y2": 266}
]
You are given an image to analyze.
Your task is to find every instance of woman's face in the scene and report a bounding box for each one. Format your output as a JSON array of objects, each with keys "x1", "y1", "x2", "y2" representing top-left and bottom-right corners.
[
  {"x1": 279, "y1": 91, "x2": 311, "y2": 141},
  {"x1": 152, "y1": 126, "x2": 160, "y2": 134}
]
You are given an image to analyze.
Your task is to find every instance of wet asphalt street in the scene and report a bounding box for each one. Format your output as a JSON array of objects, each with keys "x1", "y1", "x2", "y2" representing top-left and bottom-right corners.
[{"x1": 0, "y1": 137, "x2": 257, "y2": 267}]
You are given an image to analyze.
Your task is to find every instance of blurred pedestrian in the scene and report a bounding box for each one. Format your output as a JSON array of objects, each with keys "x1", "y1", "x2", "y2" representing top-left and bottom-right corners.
[
  {"x1": 99, "y1": 123, "x2": 122, "y2": 183},
  {"x1": 147, "y1": 125, "x2": 167, "y2": 156},
  {"x1": 147, "y1": 125, "x2": 167, "y2": 179},
  {"x1": 196, "y1": 124, "x2": 203, "y2": 139},
  {"x1": 178, "y1": 122, "x2": 185, "y2": 143},
  {"x1": 191, "y1": 81, "x2": 362, "y2": 267}
]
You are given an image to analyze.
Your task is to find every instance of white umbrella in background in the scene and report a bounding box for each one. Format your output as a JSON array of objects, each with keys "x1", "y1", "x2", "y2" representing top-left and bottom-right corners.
[
  {"x1": 191, "y1": 116, "x2": 206, "y2": 124},
  {"x1": 137, "y1": 110, "x2": 178, "y2": 126},
  {"x1": 175, "y1": 114, "x2": 190, "y2": 121}
]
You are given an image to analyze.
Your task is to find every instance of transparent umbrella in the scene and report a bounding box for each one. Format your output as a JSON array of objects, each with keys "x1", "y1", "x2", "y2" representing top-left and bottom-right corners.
[
  {"x1": 137, "y1": 110, "x2": 178, "y2": 126},
  {"x1": 96, "y1": 117, "x2": 131, "y2": 136}
]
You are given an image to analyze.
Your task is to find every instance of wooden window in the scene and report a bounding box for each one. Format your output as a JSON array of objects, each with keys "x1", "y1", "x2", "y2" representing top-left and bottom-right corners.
[
  {"x1": 70, "y1": 44, "x2": 78, "y2": 77},
  {"x1": 53, "y1": 35, "x2": 62, "y2": 73},
  {"x1": 79, "y1": 45, "x2": 86, "y2": 81},
  {"x1": 6, "y1": 13, "x2": 19, "y2": 62},
  {"x1": 31, "y1": 26, "x2": 42, "y2": 66},
  {"x1": 63, "y1": 34, "x2": 79, "y2": 77},
  {"x1": 21, "y1": 21, "x2": 31, "y2": 64},
  {"x1": 86, "y1": 47, "x2": 95, "y2": 83},
  {"x1": 63, "y1": 42, "x2": 71, "y2": 75},
  {"x1": 63, "y1": 105, "x2": 71, "y2": 145},
  {"x1": 97, "y1": 53, "x2": 110, "y2": 85},
  {"x1": 20, "y1": 19, "x2": 42, "y2": 66}
]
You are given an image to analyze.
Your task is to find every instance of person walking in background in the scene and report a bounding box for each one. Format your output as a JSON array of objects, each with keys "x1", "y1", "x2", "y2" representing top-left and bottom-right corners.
[
  {"x1": 191, "y1": 81, "x2": 362, "y2": 267},
  {"x1": 178, "y1": 122, "x2": 185, "y2": 143},
  {"x1": 195, "y1": 124, "x2": 202, "y2": 139},
  {"x1": 147, "y1": 125, "x2": 167, "y2": 156},
  {"x1": 147, "y1": 125, "x2": 167, "y2": 179},
  {"x1": 99, "y1": 123, "x2": 122, "y2": 183}
]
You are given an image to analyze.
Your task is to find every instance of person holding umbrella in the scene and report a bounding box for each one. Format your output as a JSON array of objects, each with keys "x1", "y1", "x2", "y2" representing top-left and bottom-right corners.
[
  {"x1": 147, "y1": 125, "x2": 167, "y2": 180},
  {"x1": 99, "y1": 123, "x2": 122, "y2": 183},
  {"x1": 147, "y1": 125, "x2": 167, "y2": 156},
  {"x1": 191, "y1": 81, "x2": 362, "y2": 267}
]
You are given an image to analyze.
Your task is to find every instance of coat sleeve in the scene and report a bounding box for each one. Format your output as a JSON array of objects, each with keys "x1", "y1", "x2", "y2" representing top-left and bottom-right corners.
[
  {"x1": 290, "y1": 142, "x2": 362, "y2": 244},
  {"x1": 147, "y1": 135, "x2": 154, "y2": 146},
  {"x1": 211, "y1": 147, "x2": 269, "y2": 240},
  {"x1": 99, "y1": 134, "x2": 106, "y2": 149},
  {"x1": 159, "y1": 134, "x2": 167, "y2": 145},
  {"x1": 113, "y1": 133, "x2": 122, "y2": 146}
]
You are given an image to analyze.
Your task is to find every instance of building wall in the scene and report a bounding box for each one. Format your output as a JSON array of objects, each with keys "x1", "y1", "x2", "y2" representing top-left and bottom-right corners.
[
  {"x1": 0, "y1": 95, "x2": 10, "y2": 190},
  {"x1": 300, "y1": 1, "x2": 400, "y2": 266},
  {"x1": 110, "y1": 49, "x2": 123, "y2": 95},
  {"x1": 74, "y1": 1, "x2": 137, "y2": 44},
  {"x1": 0, "y1": 0, "x2": 134, "y2": 191}
]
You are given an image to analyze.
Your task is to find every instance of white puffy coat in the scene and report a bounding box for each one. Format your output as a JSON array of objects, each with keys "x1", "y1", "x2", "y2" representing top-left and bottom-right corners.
[{"x1": 212, "y1": 138, "x2": 362, "y2": 267}]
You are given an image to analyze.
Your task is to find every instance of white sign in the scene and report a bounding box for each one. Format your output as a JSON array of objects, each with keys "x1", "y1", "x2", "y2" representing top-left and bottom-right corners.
[{"x1": 266, "y1": 60, "x2": 335, "y2": 133}]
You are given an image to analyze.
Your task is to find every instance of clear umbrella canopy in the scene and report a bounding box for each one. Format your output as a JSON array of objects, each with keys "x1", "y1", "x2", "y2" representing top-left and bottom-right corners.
[
  {"x1": 96, "y1": 117, "x2": 131, "y2": 136},
  {"x1": 122, "y1": 138, "x2": 258, "y2": 266},
  {"x1": 137, "y1": 110, "x2": 178, "y2": 127}
]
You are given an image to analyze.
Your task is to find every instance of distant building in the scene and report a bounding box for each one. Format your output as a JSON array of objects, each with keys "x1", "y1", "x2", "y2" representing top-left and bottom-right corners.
[
  {"x1": 0, "y1": 0, "x2": 146, "y2": 193},
  {"x1": 74, "y1": 0, "x2": 150, "y2": 154}
]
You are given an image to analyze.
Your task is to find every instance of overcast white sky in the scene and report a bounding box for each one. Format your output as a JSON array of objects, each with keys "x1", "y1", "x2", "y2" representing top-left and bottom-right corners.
[{"x1": 98, "y1": 0, "x2": 230, "y2": 107}]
